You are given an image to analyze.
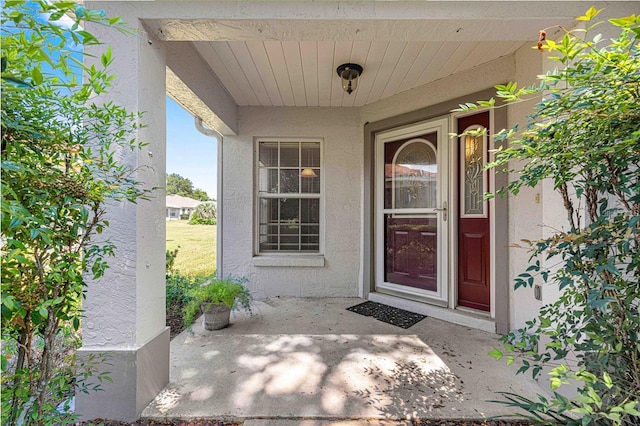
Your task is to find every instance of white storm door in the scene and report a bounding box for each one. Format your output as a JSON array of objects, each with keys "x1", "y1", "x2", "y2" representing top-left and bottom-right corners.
[{"x1": 375, "y1": 117, "x2": 449, "y2": 304}]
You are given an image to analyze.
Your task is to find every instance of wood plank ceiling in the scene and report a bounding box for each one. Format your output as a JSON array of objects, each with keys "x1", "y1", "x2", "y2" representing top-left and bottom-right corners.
[{"x1": 193, "y1": 39, "x2": 525, "y2": 107}]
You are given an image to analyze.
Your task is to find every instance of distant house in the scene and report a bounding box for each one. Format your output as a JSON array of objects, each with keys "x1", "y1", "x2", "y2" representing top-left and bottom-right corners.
[{"x1": 166, "y1": 194, "x2": 201, "y2": 220}]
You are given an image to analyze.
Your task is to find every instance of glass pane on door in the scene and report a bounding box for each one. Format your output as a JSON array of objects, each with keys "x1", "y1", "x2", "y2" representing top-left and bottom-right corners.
[
  {"x1": 393, "y1": 143, "x2": 437, "y2": 209},
  {"x1": 383, "y1": 135, "x2": 439, "y2": 292},
  {"x1": 384, "y1": 215, "x2": 437, "y2": 291}
]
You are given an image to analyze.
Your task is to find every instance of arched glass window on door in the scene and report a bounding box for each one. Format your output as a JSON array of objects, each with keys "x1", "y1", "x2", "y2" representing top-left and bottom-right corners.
[{"x1": 392, "y1": 140, "x2": 437, "y2": 209}]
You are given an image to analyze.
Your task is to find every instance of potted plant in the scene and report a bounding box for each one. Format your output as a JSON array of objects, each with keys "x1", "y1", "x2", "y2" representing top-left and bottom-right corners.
[{"x1": 183, "y1": 276, "x2": 251, "y2": 330}]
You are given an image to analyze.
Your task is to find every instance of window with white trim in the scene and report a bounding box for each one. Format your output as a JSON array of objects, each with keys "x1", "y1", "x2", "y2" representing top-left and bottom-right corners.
[{"x1": 257, "y1": 139, "x2": 322, "y2": 253}]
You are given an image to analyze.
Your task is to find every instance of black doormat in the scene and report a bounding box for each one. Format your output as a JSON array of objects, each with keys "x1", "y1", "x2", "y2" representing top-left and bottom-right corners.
[{"x1": 346, "y1": 301, "x2": 427, "y2": 329}]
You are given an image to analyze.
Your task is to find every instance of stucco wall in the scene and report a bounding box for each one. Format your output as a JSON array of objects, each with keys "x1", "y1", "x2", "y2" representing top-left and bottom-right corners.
[
  {"x1": 219, "y1": 44, "x2": 576, "y2": 331},
  {"x1": 83, "y1": 2, "x2": 167, "y2": 349},
  {"x1": 222, "y1": 107, "x2": 362, "y2": 298},
  {"x1": 506, "y1": 43, "x2": 546, "y2": 330}
]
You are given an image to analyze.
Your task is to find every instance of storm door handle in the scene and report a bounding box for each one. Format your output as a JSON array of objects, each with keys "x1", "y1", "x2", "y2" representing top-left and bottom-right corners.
[{"x1": 434, "y1": 201, "x2": 448, "y2": 221}]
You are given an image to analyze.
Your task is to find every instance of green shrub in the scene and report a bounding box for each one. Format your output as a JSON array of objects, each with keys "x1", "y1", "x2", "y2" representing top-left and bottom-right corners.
[
  {"x1": 166, "y1": 272, "x2": 200, "y2": 310},
  {"x1": 189, "y1": 217, "x2": 216, "y2": 225},
  {"x1": 189, "y1": 201, "x2": 217, "y2": 226},
  {"x1": 1, "y1": 2, "x2": 143, "y2": 424},
  {"x1": 459, "y1": 8, "x2": 640, "y2": 425}
]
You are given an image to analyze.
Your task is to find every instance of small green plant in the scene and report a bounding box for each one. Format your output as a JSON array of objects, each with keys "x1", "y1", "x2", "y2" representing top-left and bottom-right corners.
[
  {"x1": 166, "y1": 247, "x2": 180, "y2": 275},
  {"x1": 182, "y1": 277, "x2": 251, "y2": 327}
]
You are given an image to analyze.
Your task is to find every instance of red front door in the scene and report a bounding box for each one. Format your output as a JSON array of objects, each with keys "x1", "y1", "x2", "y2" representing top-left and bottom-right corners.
[{"x1": 457, "y1": 112, "x2": 491, "y2": 311}]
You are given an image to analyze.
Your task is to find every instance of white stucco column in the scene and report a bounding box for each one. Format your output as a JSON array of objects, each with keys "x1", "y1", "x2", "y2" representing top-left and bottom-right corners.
[{"x1": 76, "y1": 3, "x2": 169, "y2": 421}]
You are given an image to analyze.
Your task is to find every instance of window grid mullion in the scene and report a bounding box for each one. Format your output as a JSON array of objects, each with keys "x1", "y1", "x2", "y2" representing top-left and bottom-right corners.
[
  {"x1": 259, "y1": 193, "x2": 320, "y2": 199},
  {"x1": 298, "y1": 141, "x2": 302, "y2": 199},
  {"x1": 277, "y1": 196, "x2": 281, "y2": 251},
  {"x1": 277, "y1": 142, "x2": 281, "y2": 195},
  {"x1": 298, "y1": 198, "x2": 302, "y2": 251},
  {"x1": 278, "y1": 142, "x2": 281, "y2": 251}
]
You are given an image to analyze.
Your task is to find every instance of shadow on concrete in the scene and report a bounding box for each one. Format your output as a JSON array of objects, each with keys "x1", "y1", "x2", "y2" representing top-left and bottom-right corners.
[
  {"x1": 354, "y1": 361, "x2": 465, "y2": 420},
  {"x1": 143, "y1": 298, "x2": 546, "y2": 422}
]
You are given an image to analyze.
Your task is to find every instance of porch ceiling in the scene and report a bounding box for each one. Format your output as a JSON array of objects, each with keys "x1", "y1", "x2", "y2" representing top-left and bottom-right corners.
[
  {"x1": 143, "y1": 1, "x2": 634, "y2": 111},
  {"x1": 190, "y1": 38, "x2": 527, "y2": 108}
]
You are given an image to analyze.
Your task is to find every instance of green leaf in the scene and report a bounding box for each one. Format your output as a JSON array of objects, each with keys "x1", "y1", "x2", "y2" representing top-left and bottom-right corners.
[
  {"x1": 101, "y1": 46, "x2": 112, "y2": 67},
  {"x1": 602, "y1": 372, "x2": 613, "y2": 389},
  {"x1": 622, "y1": 402, "x2": 640, "y2": 416},
  {"x1": 488, "y1": 348, "x2": 503, "y2": 360},
  {"x1": 609, "y1": 15, "x2": 639, "y2": 28},
  {"x1": 2, "y1": 75, "x2": 32, "y2": 88},
  {"x1": 550, "y1": 377, "x2": 563, "y2": 390},
  {"x1": 576, "y1": 7, "x2": 602, "y2": 22},
  {"x1": 9, "y1": 217, "x2": 22, "y2": 229},
  {"x1": 77, "y1": 30, "x2": 99, "y2": 45},
  {"x1": 3, "y1": 296, "x2": 16, "y2": 311},
  {"x1": 31, "y1": 67, "x2": 43, "y2": 85}
]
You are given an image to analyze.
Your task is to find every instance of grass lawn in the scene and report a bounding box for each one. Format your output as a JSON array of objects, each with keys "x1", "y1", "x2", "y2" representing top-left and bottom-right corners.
[{"x1": 166, "y1": 221, "x2": 216, "y2": 277}]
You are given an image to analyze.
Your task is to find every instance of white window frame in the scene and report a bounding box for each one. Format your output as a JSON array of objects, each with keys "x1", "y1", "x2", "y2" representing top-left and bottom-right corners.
[{"x1": 254, "y1": 137, "x2": 324, "y2": 256}]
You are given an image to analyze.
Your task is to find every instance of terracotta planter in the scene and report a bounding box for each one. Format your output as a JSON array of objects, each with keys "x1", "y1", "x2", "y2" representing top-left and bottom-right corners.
[{"x1": 202, "y1": 303, "x2": 231, "y2": 330}]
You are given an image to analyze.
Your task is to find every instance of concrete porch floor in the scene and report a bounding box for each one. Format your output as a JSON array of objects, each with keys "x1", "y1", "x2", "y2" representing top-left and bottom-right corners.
[{"x1": 142, "y1": 298, "x2": 546, "y2": 425}]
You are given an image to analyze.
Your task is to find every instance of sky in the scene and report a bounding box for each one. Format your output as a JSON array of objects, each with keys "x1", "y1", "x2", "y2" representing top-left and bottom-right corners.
[{"x1": 166, "y1": 97, "x2": 218, "y2": 199}]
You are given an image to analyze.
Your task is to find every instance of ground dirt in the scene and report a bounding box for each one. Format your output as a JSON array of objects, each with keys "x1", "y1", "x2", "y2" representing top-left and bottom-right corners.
[
  {"x1": 77, "y1": 420, "x2": 533, "y2": 425},
  {"x1": 76, "y1": 420, "x2": 236, "y2": 425},
  {"x1": 167, "y1": 301, "x2": 187, "y2": 340}
]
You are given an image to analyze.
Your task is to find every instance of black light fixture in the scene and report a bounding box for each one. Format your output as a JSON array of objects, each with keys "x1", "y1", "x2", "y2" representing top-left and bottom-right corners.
[{"x1": 336, "y1": 63, "x2": 363, "y2": 94}]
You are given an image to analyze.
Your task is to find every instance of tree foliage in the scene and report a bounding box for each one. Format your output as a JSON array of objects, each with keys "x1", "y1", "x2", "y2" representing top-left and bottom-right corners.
[
  {"x1": 1, "y1": 1, "x2": 146, "y2": 424},
  {"x1": 166, "y1": 172, "x2": 210, "y2": 201},
  {"x1": 166, "y1": 172, "x2": 193, "y2": 196},
  {"x1": 458, "y1": 8, "x2": 639, "y2": 425},
  {"x1": 192, "y1": 188, "x2": 210, "y2": 202}
]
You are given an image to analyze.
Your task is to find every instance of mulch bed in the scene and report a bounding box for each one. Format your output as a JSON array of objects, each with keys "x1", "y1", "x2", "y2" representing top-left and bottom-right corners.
[
  {"x1": 167, "y1": 301, "x2": 187, "y2": 340},
  {"x1": 78, "y1": 419, "x2": 532, "y2": 425},
  {"x1": 415, "y1": 421, "x2": 532, "y2": 425},
  {"x1": 76, "y1": 421, "x2": 237, "y2": 425}
]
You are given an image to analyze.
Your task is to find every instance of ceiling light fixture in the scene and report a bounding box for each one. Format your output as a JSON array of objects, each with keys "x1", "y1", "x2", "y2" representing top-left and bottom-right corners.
[
  {"x1": 300, "y1": 168, "x2": 317, "y2": 178},
  {"x1": 336, "y1": 63, "x2": 363, "y2": 95}
]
